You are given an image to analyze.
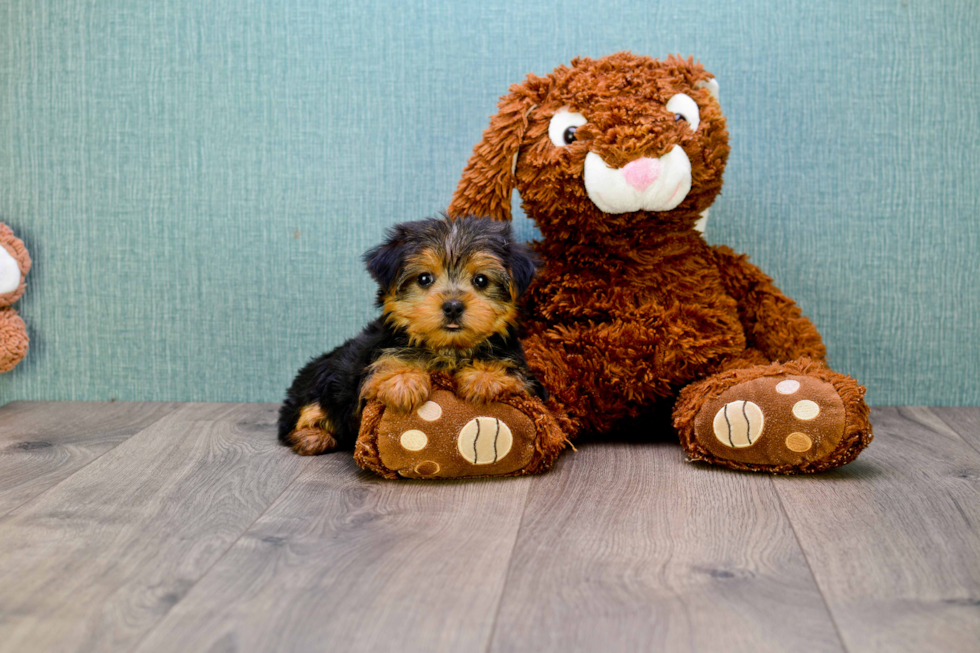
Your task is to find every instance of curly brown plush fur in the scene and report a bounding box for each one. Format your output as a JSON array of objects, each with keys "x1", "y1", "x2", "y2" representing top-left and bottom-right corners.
[
  {"x1": 446, "y1": 52, "x2": 872, "y2": 473},
  {"x1": 0, "y1": 223, "x2": 31, "y2": 373}
]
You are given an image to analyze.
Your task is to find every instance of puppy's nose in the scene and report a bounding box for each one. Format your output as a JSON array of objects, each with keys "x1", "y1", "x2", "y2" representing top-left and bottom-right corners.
[{"x1": 442, "y1": 299, "x2": 465, "y2": 320}]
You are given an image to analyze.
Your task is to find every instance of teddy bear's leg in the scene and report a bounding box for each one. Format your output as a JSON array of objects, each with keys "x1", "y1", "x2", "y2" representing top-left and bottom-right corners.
[
  {"x1": 354, "y1": 374, "x2": 569, "y2": 479},
  {"x1": 673, "y1": 357, "x2": 872, "y2": 473}
]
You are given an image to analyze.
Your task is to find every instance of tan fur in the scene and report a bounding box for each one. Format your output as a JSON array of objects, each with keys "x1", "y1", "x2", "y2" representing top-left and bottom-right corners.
[
  {"x1": 297, "y1": 403, "x2": 328, "y2": 430},
  {"x1": 382, "y1": 247, "x2": 516, "y2": 351},
  {"x1": 284, "y1": 403, "x2": 337, "y2": 455},
  {"x1": 288, "y1": 428, "x2": 338, "y2": 456},
  {"x1": 360, "y1": 355, "x2": 432, "y2": 413},
  {"x1": 455, "y1": 359, "x2": 528, "y2": 404}
]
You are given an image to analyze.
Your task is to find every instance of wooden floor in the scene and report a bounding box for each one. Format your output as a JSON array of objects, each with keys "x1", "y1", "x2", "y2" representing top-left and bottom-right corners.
[{"x1": 0, "y1": 402, "x2": 977, "y2": 653}]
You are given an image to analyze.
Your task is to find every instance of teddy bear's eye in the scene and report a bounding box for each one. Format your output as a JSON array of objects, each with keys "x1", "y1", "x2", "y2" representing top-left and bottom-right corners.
[
  {"x1": 665, "y1": 93, "x2": 700, "y2": 132},
  {"x1": 417, "y1": 273, "x2": 434, "y2": 288},
  {"x1": 549, "y1": 108, "x2": 588, "y2": 147}
]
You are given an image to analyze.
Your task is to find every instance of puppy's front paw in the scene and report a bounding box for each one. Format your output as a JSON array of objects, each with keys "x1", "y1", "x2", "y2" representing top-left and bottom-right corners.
[
  {"x1": 456, "y1": 362, "x2": 526, "y2": 404},
  {"x1": 367, "y1": 369, "x2": 432, "y2": 413}
]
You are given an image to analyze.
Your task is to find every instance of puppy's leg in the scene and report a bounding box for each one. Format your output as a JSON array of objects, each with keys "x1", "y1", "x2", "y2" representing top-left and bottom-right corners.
[
  {"x1": 455, "y1": 360, "x2": 529, "y2": 404},
  {"x1": 361, "y1": 355, "x2": 431, "y2": 413},
  {"x1": 284, "y1": 403, "x2": 339, "y2": 455}
]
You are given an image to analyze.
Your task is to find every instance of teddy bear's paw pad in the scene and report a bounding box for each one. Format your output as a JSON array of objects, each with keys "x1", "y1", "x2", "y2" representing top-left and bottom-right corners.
[
  {"x1": 695, "y1": 375, "x2": 845, "y2": 466},
  {"x1": 375, "y1": 389, "x2": 535, "y2": 479},
  {"x1": 457, "y1": 417, "x2": 513, "y2": 464}
]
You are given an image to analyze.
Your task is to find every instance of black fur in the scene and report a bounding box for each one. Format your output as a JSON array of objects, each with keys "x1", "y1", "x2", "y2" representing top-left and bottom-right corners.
[
  {"x1": 278, "y1": 215, "x2": 544, "y2": 451},
  {"x1": 364, "y1": 214, "x2": 537, "y2": 303}
]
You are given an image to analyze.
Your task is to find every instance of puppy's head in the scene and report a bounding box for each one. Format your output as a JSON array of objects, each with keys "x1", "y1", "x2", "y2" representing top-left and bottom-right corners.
[{"x1": 364, "y1": 216, "x2": 535, "y2": 350}]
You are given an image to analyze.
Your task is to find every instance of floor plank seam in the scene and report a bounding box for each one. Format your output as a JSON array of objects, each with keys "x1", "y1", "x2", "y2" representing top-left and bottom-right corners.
[
  {"x1": 0, "y1": 406, "x2": 179, "y2": 521},
  {"x1": 124, "y1": 456, "x2": 315, "y2": 653},
  {"x1": 931, "y1": 408, "x2": 980, "y2": 458},
  {"x1": 769, "y1": 475, "x2": 852, "y2": 653},
  {"x1": 481, "y1": 480, "x2": 536, "y2": 653}
]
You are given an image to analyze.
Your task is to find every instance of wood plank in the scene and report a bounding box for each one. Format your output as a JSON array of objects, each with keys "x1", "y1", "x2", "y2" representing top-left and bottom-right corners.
[
  {"x1": 133, "y1": 456, "x2": 531, "y2": 653},
  {"x1": 934, "y1": 406, "x2": 980, "y2": 453},
  {"x1": 486, "y1": 440, "x2": 844, "y2": 653},
  {"x1": 773, "y1": 406, "x2": 980, "y2": 653},
  {"x1": 0, "y1": 402, "x2": 309, "y2": 653},
  {"x1": 0, "y1": 401, "x2": 179, "y2": 517}
]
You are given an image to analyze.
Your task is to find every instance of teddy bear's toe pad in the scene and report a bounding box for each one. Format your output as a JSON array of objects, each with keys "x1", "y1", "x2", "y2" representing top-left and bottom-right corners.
[
  {"x1": 375, "y1": 390, "x2": 536, "y2": 479},
  {"x1": 695, "y1": 375, "x2": 845, "y2": 466}
]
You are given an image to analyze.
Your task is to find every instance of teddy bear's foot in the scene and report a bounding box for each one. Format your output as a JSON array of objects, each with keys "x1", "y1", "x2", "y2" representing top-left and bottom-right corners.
[
  {"x1": 355, "y1": 374, "x2": 568, "y2": 479},
  {"x1": 674, "y1": 359, "x2": 872, "y2": 474}
]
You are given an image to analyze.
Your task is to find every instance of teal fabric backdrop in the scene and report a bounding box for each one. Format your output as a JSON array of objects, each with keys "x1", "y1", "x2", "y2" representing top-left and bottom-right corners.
[{"x1": 1, "y1": 0, "x2": 978, "y2": 405}]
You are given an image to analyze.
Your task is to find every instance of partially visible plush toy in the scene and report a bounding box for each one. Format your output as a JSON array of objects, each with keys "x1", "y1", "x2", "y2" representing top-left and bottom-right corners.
[
  {"x1": 355, "y1": 52, "x2": 872, "y2": 477},
  {"x1": 0, "y1": 223, "x2": 31, "y2": 373}
]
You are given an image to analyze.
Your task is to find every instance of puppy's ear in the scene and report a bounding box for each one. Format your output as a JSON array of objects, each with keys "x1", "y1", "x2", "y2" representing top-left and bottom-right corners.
[
  {"x1": 507, "y1": 241, "x2": 538, "y2": 298},
  {"x1": 448, "y1": 75, "x2": 549, "y2": 222},
  {"x1": 363, "y1": 228, "x2": 408, "y2": 292}
]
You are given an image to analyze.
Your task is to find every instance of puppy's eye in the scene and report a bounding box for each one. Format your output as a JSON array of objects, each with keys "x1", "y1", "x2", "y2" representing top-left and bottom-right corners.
[
  {"x1": 417, "y1": 273, "x2": 434, "y2": 288},
  {"x1": 665, "y1": 93, "x2": 700, "y2": 131},
  {"x1": 472, "y1": 274, "x2": 489, "y2": 289},
  {"x1": 549, "y1": 108, "x2": 588, "y2": 148}
]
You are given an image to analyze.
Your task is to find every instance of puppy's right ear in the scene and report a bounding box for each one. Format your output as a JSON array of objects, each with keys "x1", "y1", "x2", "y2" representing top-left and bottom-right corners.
[
  {"x1": 447, "y1": 75, "x2": 548, "y2": 222},
  {"x1": 363, "y1": 228, "x2": 408, "y2": 292}
]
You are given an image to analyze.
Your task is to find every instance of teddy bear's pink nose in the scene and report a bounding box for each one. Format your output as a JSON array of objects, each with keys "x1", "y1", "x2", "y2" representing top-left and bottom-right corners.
[{"x1": 622, "y1": 157, "x2": 661, "y2": 191}]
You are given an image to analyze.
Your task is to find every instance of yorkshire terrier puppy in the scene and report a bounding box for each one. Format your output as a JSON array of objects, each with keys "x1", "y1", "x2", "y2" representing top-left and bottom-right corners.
[{"x1": 278, "y1": 215, "x2": 545, "y2": 455}]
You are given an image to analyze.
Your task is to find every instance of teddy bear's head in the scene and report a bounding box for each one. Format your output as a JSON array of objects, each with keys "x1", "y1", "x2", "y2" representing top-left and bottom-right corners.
[
  {"x1": 449, "y1": 53, "x2": 730, "y2": 245},
  {"x1": 0, "y1": 223, "x2": 30, "y2": 308}
]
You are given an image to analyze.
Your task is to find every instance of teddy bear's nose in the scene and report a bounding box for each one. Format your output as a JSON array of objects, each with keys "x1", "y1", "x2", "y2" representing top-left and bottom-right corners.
[{"x1": 621, "y1": 157, "x2": 662, "y2": 192}]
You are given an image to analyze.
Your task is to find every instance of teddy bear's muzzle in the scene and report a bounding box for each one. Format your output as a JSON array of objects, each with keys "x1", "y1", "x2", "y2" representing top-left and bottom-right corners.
[{"x1": 583, "y1": 145, "x2": 692, "y2": 215}]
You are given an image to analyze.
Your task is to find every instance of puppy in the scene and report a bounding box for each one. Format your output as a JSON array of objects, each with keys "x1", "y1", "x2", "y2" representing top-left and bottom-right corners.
[{"x1": 278, "y1": 215, "x2": 546, "y2": 455}]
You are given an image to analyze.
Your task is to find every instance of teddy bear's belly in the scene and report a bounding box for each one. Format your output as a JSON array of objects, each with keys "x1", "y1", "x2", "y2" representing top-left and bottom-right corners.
[
  {"x1": 523, "y1": 275, "x2": 749, "y2": 417},
  {"x1": 611, "y1": 286, "x2": 747, "y2": 384}
]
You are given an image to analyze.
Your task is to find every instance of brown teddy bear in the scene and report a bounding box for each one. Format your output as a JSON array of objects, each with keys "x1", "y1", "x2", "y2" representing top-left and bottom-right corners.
[
  {"x1": 0, "y1": 223, "x2": 31, "y2": 373},
  {"x1": 356, "y1": 52, "x2": 871, "y2": 477}
]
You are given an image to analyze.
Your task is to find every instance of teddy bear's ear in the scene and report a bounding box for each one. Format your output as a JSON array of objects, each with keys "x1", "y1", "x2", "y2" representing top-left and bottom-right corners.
[
  {"x1": 695, "y1": 77, "x2": 720, "y2": 102},
  {"x1": 447, "y1": 78, "x2": 545, "y2": 222}
]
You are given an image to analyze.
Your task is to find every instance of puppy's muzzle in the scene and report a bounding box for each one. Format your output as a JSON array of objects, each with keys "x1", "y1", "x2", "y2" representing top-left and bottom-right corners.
[{"x1": 442, "y1": 299, "x2": 465, "y2": 323}]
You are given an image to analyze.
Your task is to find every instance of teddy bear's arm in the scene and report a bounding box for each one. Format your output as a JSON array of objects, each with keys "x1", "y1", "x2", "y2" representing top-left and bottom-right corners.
[{"x1": 710, "y1": 245, "x2": 827, "y2": 363}]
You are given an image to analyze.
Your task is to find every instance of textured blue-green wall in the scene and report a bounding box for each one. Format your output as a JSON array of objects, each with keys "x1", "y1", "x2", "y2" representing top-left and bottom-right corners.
[{"x1": 1, "y1": 0, "x2": 978, "y2": 405}]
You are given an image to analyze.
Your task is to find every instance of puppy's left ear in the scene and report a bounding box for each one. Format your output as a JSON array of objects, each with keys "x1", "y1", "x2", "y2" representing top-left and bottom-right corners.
[
  {"x1": 507, "y1": 241, "x2": 537, "y2": 297},
  {"x1": 363, "y1": 228, "x2": 408, "y2": 292}
]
